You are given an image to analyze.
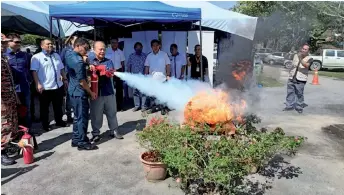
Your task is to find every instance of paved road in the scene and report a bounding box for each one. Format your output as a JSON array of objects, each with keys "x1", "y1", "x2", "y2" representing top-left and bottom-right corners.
[{"x1": 2, "y1": 65, "x2": 344, "y2": 195}]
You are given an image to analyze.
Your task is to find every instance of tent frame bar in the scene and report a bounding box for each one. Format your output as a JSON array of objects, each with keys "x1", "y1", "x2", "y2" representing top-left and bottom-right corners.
[
  {"x1": 199, "y1": 20, "x2": 203, "y2": 82},
  {"x1": 50, "y1": 17, "x2": 204, "y2": 79}
]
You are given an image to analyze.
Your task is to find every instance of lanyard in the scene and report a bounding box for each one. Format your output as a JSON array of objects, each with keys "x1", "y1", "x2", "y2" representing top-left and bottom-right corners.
[
  {"x1": 48, "y1": 54, "x2": 60, "y2": 88},
  {"x1": 174, "y1": 56, "x2": 177, "y2": 77}
]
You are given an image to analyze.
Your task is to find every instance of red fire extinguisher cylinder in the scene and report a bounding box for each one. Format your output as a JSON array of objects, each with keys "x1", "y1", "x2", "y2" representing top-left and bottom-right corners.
[{"x1": 21, "y1": 131, "x2": 34, "y2": 164}]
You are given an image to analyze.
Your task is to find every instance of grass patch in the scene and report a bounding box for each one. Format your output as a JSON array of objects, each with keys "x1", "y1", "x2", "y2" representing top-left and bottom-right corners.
[
  {"x1": 312, "y1": 69, "x2": 344, "y2": 79},
  {"x1": 257, "y1": 75, "x2": 284, "y2": 87}
]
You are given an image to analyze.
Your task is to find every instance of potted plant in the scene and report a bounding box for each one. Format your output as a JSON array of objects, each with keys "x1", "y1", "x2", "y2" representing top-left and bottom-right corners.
[
  {"x1": 140, "y1": 150, "x2": 167, "y2": 182},
  {"x1": 138, "y1": 117, "x2": 169, "y2": 182}
]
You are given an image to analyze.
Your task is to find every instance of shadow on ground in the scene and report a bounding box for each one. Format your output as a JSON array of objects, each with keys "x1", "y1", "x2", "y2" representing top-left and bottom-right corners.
[
  {"x1": 235, "y1": 155, "x2": 302, "y2": 195},
  {"x1": 1, "y1": 164, "x2": 39, "y2": 185},
  {"x1": 37, "y1": 133, "x2": 72, "y2": 153},
  {"x1": 95, "y1": 119, "x2": 146, "y2": 146}
]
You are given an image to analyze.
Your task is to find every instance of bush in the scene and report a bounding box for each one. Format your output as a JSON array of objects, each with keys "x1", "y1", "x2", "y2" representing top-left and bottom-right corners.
[{"x1": 137, "y1": 114, "x2": 305, "y2": 194}]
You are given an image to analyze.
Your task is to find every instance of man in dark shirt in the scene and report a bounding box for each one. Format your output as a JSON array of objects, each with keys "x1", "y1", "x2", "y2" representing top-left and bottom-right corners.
[
  {"x1": 89, "y1": 41, "x2": 122, "y2": 142},
  {"x1": 188, "y1": 44, "x2": 208, "y2": 81},
  {"x1": 6, "y1": 33, "x2": 32, "y2": 128},
  {"x1": 65, "y1": 37, "x2": 97, "y2": 151},
  {"x1": 61, "y1": 35, "x2": 79, "y2": 123}
]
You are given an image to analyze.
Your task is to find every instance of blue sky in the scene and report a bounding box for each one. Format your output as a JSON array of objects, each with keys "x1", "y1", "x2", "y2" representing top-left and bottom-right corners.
[{"x1": 209, "y1": 1, "x2": 237, "y2": 9}]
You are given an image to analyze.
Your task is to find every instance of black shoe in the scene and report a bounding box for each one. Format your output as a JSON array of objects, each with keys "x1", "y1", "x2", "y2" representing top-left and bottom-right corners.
[
  {"x1": 55, "y1": 121, "x2": 67, "y2": 127},
  {"x1": 71, "y1": 143, "x2": 78, "y2": 147},
  {"x1": 146, "y1": 109, "x2": 153, "y2": 114},
  {"x1": 67, "y1": 116, "x2": 74, "y2": 123},
  {"x1": 147, "y1": 106, "x2": 158, "y2": 114},
  {"x1": 77, "y1": 144, "x2": 98, "y2": 151},
  {"x1": 132, "y1": 107, "x2": 140, "y2": 112},
  {"x1": 110, "y1": 132, "x2": 124, "y2": 139},
  {"x1": 296, "y1": 109, "x2": 303, "y2": 114},
  {"x1": 283, "y1": 107, "x2": 294, "y2": 111},
  {"x1": 301, "y1": 103, "x2": 308, "y2": 108},
  {"x1": 1, "y1": 154, "x2": 15, "y2": 166},
  {"x1": 42, "y1": 125, "x2": 52, "y2": 132},
  {"x1": 161, "y1": 109, "x2": 167, "y2": 115},
  {"x1": 90, "y1": 135, "x2": 101, "y2": 143}
]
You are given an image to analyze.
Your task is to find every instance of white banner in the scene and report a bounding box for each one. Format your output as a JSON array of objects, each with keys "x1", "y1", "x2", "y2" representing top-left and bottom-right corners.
[
  {"x1": 132, "y1": 31, "x2": 159, "y2": 54},
  {"x1": 161, "y1": 31, "x2": 187, "y2": 55}
]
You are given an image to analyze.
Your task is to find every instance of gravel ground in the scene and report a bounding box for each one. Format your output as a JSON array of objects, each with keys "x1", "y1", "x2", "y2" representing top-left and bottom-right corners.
[{"x1": 2, "y1": 65, "x2": 344, "y2": 195}]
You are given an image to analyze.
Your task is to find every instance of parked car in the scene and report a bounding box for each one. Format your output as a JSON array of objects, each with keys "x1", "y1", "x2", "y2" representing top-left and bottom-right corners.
[
  {"x1": 310, "y1": 49, "x2": 344, "y2": 70},
  {"x1": 283, "y1": 49, "x2": 344, "y2": 70},
  {"x1": 255, "y1": 48, "x2": 273, "y2": 59},
  {"x1": 264, "y1": 52, "x2": 288, "y2": 65}
]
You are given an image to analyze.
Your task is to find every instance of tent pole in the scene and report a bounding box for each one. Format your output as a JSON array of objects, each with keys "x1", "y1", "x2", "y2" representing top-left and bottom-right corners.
[
  {"x1": 94, "y1": 26, "x2": 96, "y2": 41},
  {"x1": 49, "y1": 16, "x2": 53, "y2": 39},
  {"x1": 199, "y1": 20, "x2": 203, "y2": 82}
]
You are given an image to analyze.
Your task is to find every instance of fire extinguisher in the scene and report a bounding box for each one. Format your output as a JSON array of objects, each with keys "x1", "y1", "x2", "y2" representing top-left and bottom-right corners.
[
  {"x1": 21, "y1": 131, "x2": 34, "y2": 164},
  {"x1": 91, "y1": 71, "x2": 99, "y2": 97},
  {"x1": 12, "y1": 126, "x2": 34, "y2": 164}
]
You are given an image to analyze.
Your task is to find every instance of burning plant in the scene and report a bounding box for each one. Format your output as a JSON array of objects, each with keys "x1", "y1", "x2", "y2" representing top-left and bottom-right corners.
[{"x1": 183, "y1": 89, "x2": 247, "y2": 135}]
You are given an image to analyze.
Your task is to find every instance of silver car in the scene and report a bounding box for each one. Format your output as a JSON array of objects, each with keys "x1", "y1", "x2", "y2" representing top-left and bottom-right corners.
[{"x1": 264, "y1": 52, "x2": 287, "y2": 65}]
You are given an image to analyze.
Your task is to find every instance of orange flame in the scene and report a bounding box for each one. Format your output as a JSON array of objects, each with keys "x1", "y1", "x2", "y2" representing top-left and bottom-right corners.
[
  {"x1": 231, "y1": 60, "x2": 252, "y2": 82},
  {"x1": 184, "y1": 89, "x2": 247, "y2": 134}
]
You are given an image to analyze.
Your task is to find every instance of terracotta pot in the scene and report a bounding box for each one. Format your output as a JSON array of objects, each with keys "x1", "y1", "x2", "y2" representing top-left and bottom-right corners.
[{"x1": 140, "y1": 152, "x2": 167, "y2": 182}]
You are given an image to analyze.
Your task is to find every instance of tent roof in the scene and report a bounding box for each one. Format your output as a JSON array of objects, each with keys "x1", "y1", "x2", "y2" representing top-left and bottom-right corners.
[
  {"x1": 163, "y1": 1, "x2": 258, "y2": 40},
  {"x1": 49, "y1": 1, "x2": 201, "y2": 25},
  {"x1": 1, "y1": 1, "x2": 93, "y2": 37}
]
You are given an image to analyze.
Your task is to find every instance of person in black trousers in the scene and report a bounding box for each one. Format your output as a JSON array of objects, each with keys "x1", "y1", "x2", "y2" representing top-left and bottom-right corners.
[
  {"x1": 65, "y1": 38, "x2": 98, "y2": 151},
  {"x1": 30, "y1": 39, "x2": 67, "y2": 131},
  {"x1": 106, "y1": 38, "x2": 125, "y2": 111}
]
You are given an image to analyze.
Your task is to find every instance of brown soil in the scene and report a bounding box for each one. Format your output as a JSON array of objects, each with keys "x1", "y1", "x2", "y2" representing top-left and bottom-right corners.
[{"x1": 142, "y1": 151, "x2": 160, "y2": 162}]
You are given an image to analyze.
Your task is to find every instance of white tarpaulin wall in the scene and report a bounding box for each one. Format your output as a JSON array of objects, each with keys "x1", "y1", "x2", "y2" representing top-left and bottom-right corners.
[
  {"x1": 161, "y1": 31, "x2": 187, "y2": 55},
  {"x1": 162, "y1": 1, "x2": 258, "y2": 40},
  {"x1": 1, "y1": 1, "x2": 92, "y2": 37},
  {"x1": 187, "y1": 31, "x2": 215, "y2": 86},
  {"x1": 132, "y1": 31, "x2": 159, "y2": 54},
  {"x1": 119, "y1": 38, "x2": 135, "y2": 98}
]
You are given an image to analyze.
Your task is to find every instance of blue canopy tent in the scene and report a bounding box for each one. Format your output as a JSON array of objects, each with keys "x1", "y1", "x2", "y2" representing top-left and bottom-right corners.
[
  {"x1": 49, "y1": 1, "x2": 201, "y2": 25},
  {"x1": 49, "y1": 1, "x2": 207, "y2": 79}
]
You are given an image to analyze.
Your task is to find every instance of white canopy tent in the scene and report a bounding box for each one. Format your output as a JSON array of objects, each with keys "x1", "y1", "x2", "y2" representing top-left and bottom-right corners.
[
  {"x1": 162, "y1": 1, "x2": 258, "y2": 40},
  {"x1": 1, "y1": 1, "x2": 93, "y2": 37}
]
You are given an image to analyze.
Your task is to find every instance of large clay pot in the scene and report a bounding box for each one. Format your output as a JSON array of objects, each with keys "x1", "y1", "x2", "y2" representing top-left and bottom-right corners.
[{"x1": 140, "y1": 152, "x2": 167, "y2": 182}]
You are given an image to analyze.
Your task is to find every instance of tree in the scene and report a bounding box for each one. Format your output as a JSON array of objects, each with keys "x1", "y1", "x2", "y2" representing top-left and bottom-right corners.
[
  {"x1": 233, "y1": 1, "x2": 344, "y2": 52},
  {"x1": 21, "y1": 34, "x2": 45, "y2": 45}
]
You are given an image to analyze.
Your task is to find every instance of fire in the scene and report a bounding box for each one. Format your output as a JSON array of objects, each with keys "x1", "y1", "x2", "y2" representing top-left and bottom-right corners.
[
  {"x1": 231, "y1": 60, "x2": 252, "y2": 82},
  {"x1": 183, "y1": 60, "x2": 252, "y2": 135},
  {"x1": 184, "y1": 89, "x2": 246, "y2": 135}
]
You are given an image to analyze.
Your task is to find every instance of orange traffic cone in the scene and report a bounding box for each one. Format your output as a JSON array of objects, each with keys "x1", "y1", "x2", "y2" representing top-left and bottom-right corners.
[{"x1": 311, "y1": 70, "x2": 320, "y2": 85}]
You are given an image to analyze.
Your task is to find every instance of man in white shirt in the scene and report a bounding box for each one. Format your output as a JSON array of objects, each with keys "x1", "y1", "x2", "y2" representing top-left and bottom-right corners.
[
  {"x1": 105, "y1": 38, "x2": 125, "y2": 111},
  {"x1": 169, "y1": 44, "x2": 186, "y2": 80},
  {"x1": 144, "y1": 39, "x2": 171, "y2": 115},
  {"x1": 31, "y1": 39, "x2": 68, "y2": 131}
]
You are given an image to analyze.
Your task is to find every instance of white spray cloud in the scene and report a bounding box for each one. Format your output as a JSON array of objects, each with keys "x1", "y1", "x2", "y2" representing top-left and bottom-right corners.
[{"x1": 114, "y1": 72, "x2": 213, "y2": 111}]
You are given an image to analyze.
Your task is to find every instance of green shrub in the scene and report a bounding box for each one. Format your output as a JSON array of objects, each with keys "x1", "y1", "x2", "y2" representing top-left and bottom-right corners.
[{"x1": 137, "y1": 114, "x2": 305, "y2": 194}]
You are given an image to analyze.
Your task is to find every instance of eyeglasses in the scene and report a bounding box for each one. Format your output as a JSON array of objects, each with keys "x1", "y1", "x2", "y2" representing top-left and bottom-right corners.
[
  {"x1": 12, "y1": 41, "x2": 22, "y2": 44},
  {"x1": 83, "y1": 46, "x2": 90, "y2": 51}
]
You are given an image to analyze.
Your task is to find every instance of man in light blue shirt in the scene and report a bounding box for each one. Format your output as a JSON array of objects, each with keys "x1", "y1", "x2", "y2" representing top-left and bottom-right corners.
[{"x1": 31, "y1": 39, "x2": 68, "y2": 131}]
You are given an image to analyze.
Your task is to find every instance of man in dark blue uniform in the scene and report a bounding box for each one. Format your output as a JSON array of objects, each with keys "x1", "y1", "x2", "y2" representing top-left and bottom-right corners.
[
  {"x1": 65, "y1": 38, "x2": 98, "y2": 151},
  {"x1": 61, "y1": 35, "x2": 79, "y2": 123},
  {"x1": 6, "y1": 33, "x2": 32, "y2": 128}
]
